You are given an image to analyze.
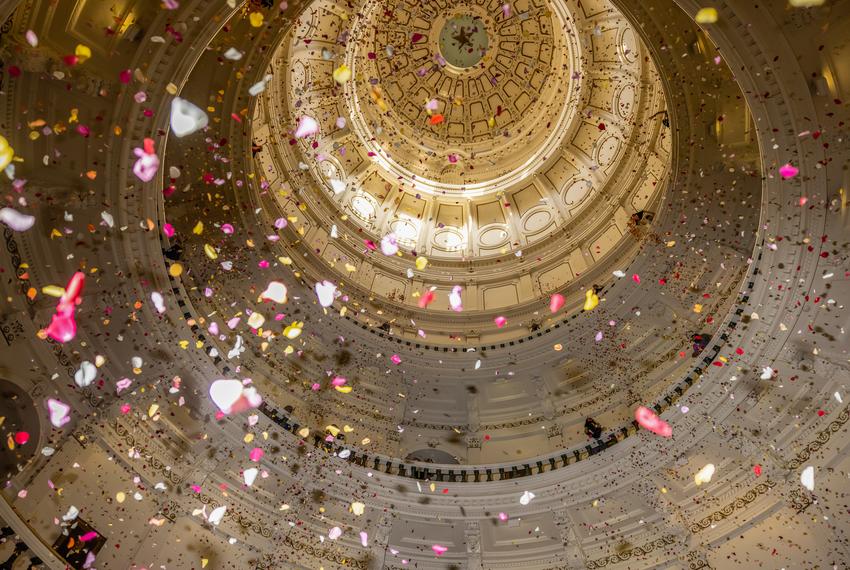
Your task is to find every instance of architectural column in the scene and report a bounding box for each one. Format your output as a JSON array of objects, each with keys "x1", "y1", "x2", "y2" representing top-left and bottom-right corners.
[
  {"x1": 465, "y1": 434, "x2": 482, "y2": 464},
  {"x1": 367, "y1": 514, "x2": 393, "y2": 570},
  {"x1": 552, "y1": 510, "x2": 586, "y2": 569},
  {"x1": 535, "y1": 378, "x2": 563, "y2": 449},
  {"x1": 466, "y1": 395, "x2": 482, "y2": 462},
  {"x1": 465, "y1": 520, "x2": 483, "y2": 570}
]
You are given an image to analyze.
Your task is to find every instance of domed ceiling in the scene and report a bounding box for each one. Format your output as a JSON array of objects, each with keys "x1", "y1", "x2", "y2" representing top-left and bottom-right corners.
[
  {"x1": 0, "y1": 0, "x2": 849, "y2": 568},
  {"x1": 160, "y1": 0, "x2": 680, "y2": 465},
  {"x1": 253, "y1": 0, "x2": 670, "y2": 332}
]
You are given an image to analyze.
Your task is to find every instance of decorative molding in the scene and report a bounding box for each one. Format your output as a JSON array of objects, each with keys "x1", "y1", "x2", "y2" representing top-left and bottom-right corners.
[
  {"x1": 282, "y1": 534, "x2": 367, "y2": 569},
  {"x1": 560, "y1": 388, "x2": 618, "y2": 415},
  {"x1": 3, "y1": 229, "x2": 35, "y2": 316},
  {"x1": 47, "y1": 340, "x2": 77, "y2": 381},
  {"x1": 0, "y1": 318, "x2": 23, "y2": 345},
  {"x1": 786, "y1": 404, "x2": 850, "y2": 470},
  {"x1": 688, "y1": 480, "x2": 777, "y2": 533},
  {"x1": 112, "y1": 420, "x2": 183, "y2": 485},
  {"x1": 196, "y1": 494, "x2": 273, "y2": 538},
  {"x1": 787, "y1": 488, "x2": 813, "y2": 514},
  {"x1": 159, "y1": 499, "x2": 180, "y2": 522},
  {"x1": 585, "y1": 534, "x2": 677, "y2": 569},
  {"x1": 685, "y1": 550, "x2": 714, "y2": 570}
]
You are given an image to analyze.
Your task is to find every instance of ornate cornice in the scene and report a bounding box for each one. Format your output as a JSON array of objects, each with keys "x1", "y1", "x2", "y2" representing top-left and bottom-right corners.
[
  {"x1": 585, "y1": 534, "x2": 677, "y2": 569},
  {"x1": 786, "y1": 404, "x2": 850, "y2": 470},
  {"x1": 112, "y1": 420, "x2": 183, "y2": 485},
  {"x1": 282, "y1": 534, "x2": 367, "y2": 569},
  {"x1": 688, "y1": 480, "x2": 777, "y2": 534}
]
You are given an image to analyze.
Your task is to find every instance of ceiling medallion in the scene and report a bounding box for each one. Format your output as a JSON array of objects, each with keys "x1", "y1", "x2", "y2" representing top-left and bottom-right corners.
[
  {"x1": 438, "y1": 14, "x2": 490, "y2": 69},
  {"x1": 339, "y1": 0, "x2": 576, "y2": 195}
]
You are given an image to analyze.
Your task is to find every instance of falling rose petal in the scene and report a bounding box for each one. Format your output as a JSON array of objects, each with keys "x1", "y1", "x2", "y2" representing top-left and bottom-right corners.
[
  {"x1": 753, "y1": 464, "x2": 762, "y2": 477},
  {"x1": 208, "y1": 505, "x2": 226, "y2": 525},
  {"x1": 594, "y1": 331, "x2": 603, "y2": 342},
  {"x1": 449, "y1": 286, "x2": 463, "y2": 312},
  {"x1": 494, "y1": 316, "x2": 507, "y2": 328},
  {"x1": 779, "y1": 163, "x2": 799, "y2": 179},
  {"x1": 74, "y1": 361, "x2": 96, "y2": 388},
  {"x1": 0, "y1": 135, "x2": 13, "y2": 170},
  {"x1": 418, "y1": 289, "x2": 436, "y2": 309},
  {"x1": 694, "y1": 463, "x2": 716, "y2": 485},
  {"x1": 0, "y1": 207, "x2": 35, "y2": 232},
  {"x1": 583, "y1": 289, "x2": 599, "y2": 311},
  {"x1": 116, "y1": 378, "x2": 132, "y2": 394},
  {"x1": 25, "y1": 30, "x2": 38, "y2": 47},
  {"x1": 151, "y1": 291, "x2": 166, "y2": 313},
  {"x1": 249, "y1": 447, "x2": 264, "y2": 462},
  {"x1": 694, "y1": 7, "x2": 718, "y2": 23},
  {"x1": 328, "y1": 526, "x2": 342, "y2": 540},
  {"x1": 170, "y1": 97, "x2": 208, "y2": 137},
  {"x1": 314, "y1": 280, "x2": 337, "y2": 307},
  {"x1": 260, "y1": 281, "x2": 288, "y2": 304},
  {"x1": 283, "y1": 321, "x2": 303, "y2": 339},
  {"x1": 44, "y1": 272, "x2": 85, "y2": 343},
  {"x1": 14, "y1": 432, "x2": 29, "y2": 445},
  {"x1": 549, "y1": 293, "x2": 565, "y2": 313},
  {"x1": 331, "y1": 376, "x2": 347, "y2": 387},
  {"x1": 498, "y1": 512, "x2": 508, "y2": 522},
  {"x1": 431, "y1": 544, "x2": 447, "y2": 556},
  {"x1": 294, "y1": 115, "x2": 319, "y2": 138},
  {"x1": 800, "y1": 465, "x2": 815, "y2": 491},
  {"x1": 132, "y1": 138, "x2": 159, "y2": 182},
  {"x1": 380, "y1": 233, "x2": 399, "y2": 256},
  {"x1": 223, "y1": 47, "x2": 243, "y2": 60},
  {"x1": 635, "y1": 406, "x2": 672, "y2": 437},
  {"x1": 632, "y1": 274, "x2": 641, "y2": 284},
  {"x1": 209, "y1": 380, "x2": 261, "y2": 414},
  {"x1": 46, "y1": 399, "x2": 71, "y2": 428},
  {"x1": 390, "y1": 354, "x2": 402, "y2": 365},
  {"x1": 79, "y1": 531, "x2": 99, "y2": 542},
  {"x1": 332, "y1": 64, "x2": 352, "y2": 84},
  {"x1": 359, "y1": 531, "x2": 369, "y2": 547}
]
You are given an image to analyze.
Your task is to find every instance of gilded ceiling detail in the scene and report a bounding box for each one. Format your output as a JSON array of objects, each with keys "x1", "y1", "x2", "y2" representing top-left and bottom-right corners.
[{"x1": 257, "y1": 0, "x2": 670, "y2": 322}]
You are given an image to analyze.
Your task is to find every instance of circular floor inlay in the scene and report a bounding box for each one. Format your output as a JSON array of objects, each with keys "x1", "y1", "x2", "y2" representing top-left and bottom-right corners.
[{"x1": 439, "y1": 15, "x2": 489, "y2": 68}]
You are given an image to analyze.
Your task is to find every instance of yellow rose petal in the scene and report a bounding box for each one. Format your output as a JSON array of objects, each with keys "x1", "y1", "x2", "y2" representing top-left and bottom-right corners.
[
  {"x1": 75, "y1": 44, "x2": 92, "y2": 63},
  {"x1": 333, "y1": 64, "x2": 352, "y2": 84},
  {"x1": 695, "y1": 7, "x2": 718, "y2": 24},
  {"x1": 583, "y1": 289, "x2": 599, "y2": 311}
]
